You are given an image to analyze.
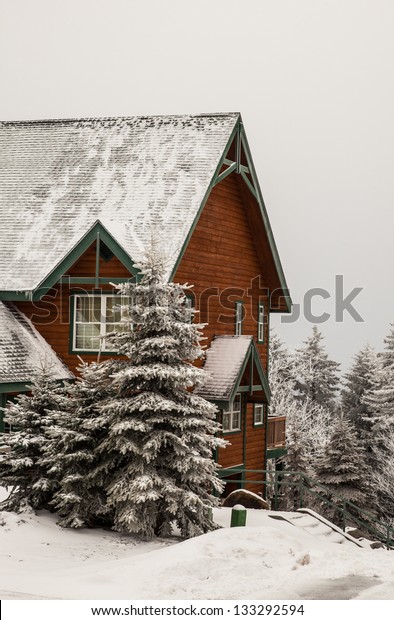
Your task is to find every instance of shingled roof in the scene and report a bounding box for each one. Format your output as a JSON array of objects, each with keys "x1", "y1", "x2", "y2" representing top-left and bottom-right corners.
[
  {"x1": 0, "y1": 302, "x2": 72, "y2": 385},
  {"x1": 196, "y1": 335, "x2": 270, "y2": 405},
  {"x1": 0, "y1": 114, "x2": 239, "y2": 293}
]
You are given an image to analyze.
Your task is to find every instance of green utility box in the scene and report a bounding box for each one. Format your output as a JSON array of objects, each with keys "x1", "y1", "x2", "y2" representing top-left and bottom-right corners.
[{"x1": 230, "y1": 504, "x2": 247, "y2": 527}]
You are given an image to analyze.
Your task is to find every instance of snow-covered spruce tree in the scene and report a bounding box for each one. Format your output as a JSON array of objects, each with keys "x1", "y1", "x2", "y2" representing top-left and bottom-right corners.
[
  {"x1": 0, "y1": 367, "x2": 68, "y2": 513},
  {"x1": 362, "y1": 324, "x2": 394, "y2": 452},
  {"x1": 90, "y1": 251, "x2": 226, "y2": 539},
  {"x1": 341, "y1": 344, "x2": 378, "y2": 455},
  {"x1": 315, "y1": 415, "x2": 370, "y2": 525},
  {"x1": 268, "y1": 331, "x2": 331, "y2": 468},
  {"x1": 48, "y1": 359, "x2": 117, "y2": 528},
  {"x1": 268, "y1": 330, "x2": 296, "y2": 419},
  {"x1": 371, "y1": 426, "x2": 394, "y2": 525},
  {"x1": 280, "y1": 405, "x2": 311, "y2": 511},
  {"x1": 294, "y1": 325, "x2": 340, "y2": 413}
]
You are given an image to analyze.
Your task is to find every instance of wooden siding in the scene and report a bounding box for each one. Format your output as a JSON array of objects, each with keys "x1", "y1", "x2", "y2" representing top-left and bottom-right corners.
[
  {"x1": 174, "y1": 173, "x2": 270, "y2": 371},
  {"x1": 175, "y1": 174, "x2": 270, "y2": 476},
  {"x1": 217, "y1": 397, "x2": 266, "y2": 481},
  {"x1": 13, "y1": 247, "x2": 133, "y2": 375}
]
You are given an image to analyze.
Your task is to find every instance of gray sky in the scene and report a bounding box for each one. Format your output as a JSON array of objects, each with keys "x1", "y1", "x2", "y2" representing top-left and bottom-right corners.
[{"x1": 1, "y1": 0, "x2": 393, "y2": 372}]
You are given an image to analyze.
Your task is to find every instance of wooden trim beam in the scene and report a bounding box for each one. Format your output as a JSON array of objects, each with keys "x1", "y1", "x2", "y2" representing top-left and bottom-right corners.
[{"x1": 213, "y1": 161, "x2": 237, "y2": 186}]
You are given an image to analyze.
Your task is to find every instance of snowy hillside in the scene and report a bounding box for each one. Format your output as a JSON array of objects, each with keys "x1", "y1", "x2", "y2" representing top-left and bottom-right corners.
[{"x1": 1, "y1": 486, "x2": 394, "y2": 600}]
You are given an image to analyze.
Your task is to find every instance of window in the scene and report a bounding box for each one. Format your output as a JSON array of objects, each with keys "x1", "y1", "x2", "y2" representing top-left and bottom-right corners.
[
  {"x1": 258, "y1": 303, "x2": 265, "y2": 343},
  {"x1": 254, "y1": 403, "x2": 264, "y2": 426},
  {"x1": 235, "y1": 301, "x2": 243, "y2": 336},
  {"x1": 72, "y1": 295, "x2": 130, "y2": 352},
  {"x1": 0, "y1": 394, "x2": 15, "y2": 434},
  {"x1": 222, "y1": 394, "x2": 242, "y2": 433},
  {"x1": 185, "y1": 295, "x2": 194, "y2": 323}
]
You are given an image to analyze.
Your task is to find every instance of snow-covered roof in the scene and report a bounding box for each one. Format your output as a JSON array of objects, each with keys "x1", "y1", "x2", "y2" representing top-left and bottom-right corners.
[
  {"x1": 0, "y1": 302, "x2": 72, "y2": 384},
  {"x1": 196, "y1": 336, "x2": 253, "y2": 402},
  {"x1": 0, "y1": 114, "x2": 239, "y2": 292}
]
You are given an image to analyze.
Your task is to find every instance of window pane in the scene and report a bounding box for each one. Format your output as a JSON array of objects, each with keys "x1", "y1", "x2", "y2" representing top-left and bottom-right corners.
[
  {"x1": 75, "y1": 323, "x2": 101, "y2": 350},
  {"x1": 106, "y1": 296, "x2": 130, "y2": 323},
  {"x1": 232, "y1": 411, "x2": 240, "y2": 430},
  {"x1": 233, "y1": 394, "x2": 241, "y2": 412},
  {"x1": 105, "y1": 322, "x2": 127, "y2": 334},
  {"x1": 258, "y1": 305, "x2": 264, "y2": 341},
  {"x1": 254, "y1": 405, "x2": 263, "y2": 424},
  {"x1": 222, "y1": 413, "x2": 231, "y2": 432},
  {"x1": 76, "y1": 296, "x2": 101, "y2": 323},
  {"x1": 235, "y1": 302, "x2": 243, "y2": 335}
]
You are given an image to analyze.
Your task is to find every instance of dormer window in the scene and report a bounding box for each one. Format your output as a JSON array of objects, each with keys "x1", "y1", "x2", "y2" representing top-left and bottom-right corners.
[{"x1": 71, "y1": 294, "x2": 130, "y2": 353}]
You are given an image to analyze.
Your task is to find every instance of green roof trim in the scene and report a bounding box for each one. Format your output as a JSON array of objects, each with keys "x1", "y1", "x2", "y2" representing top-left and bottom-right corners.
[
  {"x1": 239, "y1": 125, "x2": 292, "y2": 313},
  {"x1": 0, "y1": 382, "x2": 31, "y2": 394},
  {"x1": 266, "y1": 447, "x2": 287, "y2": 459},
  {"x1": 0, "y1": 221, "x2": 138, "y2": 301},
  {"x1": 170, "y1": 116, "x2": 292, "y2": 312},
  {"x1": 230, "y1": 339, "x2": 270, "y2": 405}
]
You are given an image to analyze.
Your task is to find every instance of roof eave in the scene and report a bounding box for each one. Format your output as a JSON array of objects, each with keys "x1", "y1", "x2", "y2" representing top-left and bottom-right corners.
[{"x1": 0, "y1": 220, "x2": 138, "y2": 301}]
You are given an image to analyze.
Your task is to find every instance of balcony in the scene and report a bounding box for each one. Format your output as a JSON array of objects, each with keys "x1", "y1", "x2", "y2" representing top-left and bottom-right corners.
[{"x1": 267, "y1": 416, "x2": 286, "y2": 454}]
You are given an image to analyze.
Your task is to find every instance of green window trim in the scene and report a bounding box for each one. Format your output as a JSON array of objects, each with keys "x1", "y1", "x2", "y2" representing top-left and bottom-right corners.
[
  {"x1": 0, "y1": 393, "x2": 6, "y2": 433},
  {"x1": 0, "y1": 393, "x2": 18, "y2": 434}
]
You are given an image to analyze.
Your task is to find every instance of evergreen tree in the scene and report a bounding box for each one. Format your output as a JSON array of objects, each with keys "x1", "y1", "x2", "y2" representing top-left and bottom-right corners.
[
  {"x1": 268, "y1": 330, "x2": 331, "y2": 506},
  {"x1": 49, "y1": 360, "x2": 116, "y2": 528},
  {"x1": 294, "y1": 325, "x2": 340, "y2": 412},
  {"x1": 281, "y1": 406, "x2": 310, "y2": 511},
  {"x1": 371, "y1": 426, "x2": 394, "y2": 525},
  {"x1": 0, "y1": 368, "x2": 67, "y2": 513},
  {"x1": 342, "y1": 344, "x2": 378, "y2": 429},
  {"x1": 341, "y1": 344, "x2": 378, "y2": 462},
  {"x1": 315, "y1": 415, "x2": 370, "y2": 525},
  {"x1": 362, "y1": 324, "x2": 394, "y2": 445},
  {"x1": 268, "y1": 330, "x2": 295, "y2": 419},
  {"x1": 88, "y1": 250, "x2": 226, "y2": 539}
]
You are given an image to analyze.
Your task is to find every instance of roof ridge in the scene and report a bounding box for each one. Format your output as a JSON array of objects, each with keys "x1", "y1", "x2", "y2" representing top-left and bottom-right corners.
[{"x1": 0, "y1": 113, "x2": 240, "y2": 126}]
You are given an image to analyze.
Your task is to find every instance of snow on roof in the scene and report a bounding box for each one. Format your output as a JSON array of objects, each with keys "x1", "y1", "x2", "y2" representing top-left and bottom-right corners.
[
  {"x1": 0, "y1": 114, "x2": 239, "y2": 292},
  {"x1": 0, "y1": 302, "x2": 72, "y2": 383},
  {"x1": 196, "y1": 335, "x2": 253, "y2": 401}
]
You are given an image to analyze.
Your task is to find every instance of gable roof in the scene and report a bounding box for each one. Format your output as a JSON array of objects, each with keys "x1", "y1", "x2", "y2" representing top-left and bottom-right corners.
[
  {"x1": 196, "y1": 335, "x2": 270, "y2": 406},
  {"x1": 0, "y1": 114, "x2": 238, "y2": 293},
  {"x1": 0, "y1": 302, "x2": 72, "y2": 387},
  {"x1": 0, "y1": 113, "x2": 291, "y2": 310}
]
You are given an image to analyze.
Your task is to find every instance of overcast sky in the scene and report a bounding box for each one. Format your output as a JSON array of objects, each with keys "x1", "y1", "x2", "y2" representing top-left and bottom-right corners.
[{"x1": 1, "y1": 0, "x2": 393, "y2": 372}]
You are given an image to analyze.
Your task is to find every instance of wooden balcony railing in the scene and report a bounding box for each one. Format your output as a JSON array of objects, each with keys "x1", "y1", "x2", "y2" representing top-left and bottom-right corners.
[{"x1": 267, "y1": 416, "x2": 286, "y2": 449}]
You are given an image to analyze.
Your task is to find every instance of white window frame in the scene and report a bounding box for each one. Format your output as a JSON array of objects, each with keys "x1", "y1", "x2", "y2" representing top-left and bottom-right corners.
[
  {"x1": 222, "y1": 394, "x2": 242, "y2": 433},
  {"x1": 72, "y1": 294, "x2": 130, "y2": 353},
  {"x1": 253, "y1": 403, "x2": 264, "y2": 426},
  {"x1": 258, "y1": 303, "x2": 265, "y2": 343},
  {"x1": 235, "y1": 301, "x2": 243, "y2": 336},
  {"x1": 185, "y1": 295, "x2": 194, "y2": 323}
]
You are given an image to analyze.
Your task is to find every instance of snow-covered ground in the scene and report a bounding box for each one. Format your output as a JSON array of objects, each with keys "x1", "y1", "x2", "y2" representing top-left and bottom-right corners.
[{"x1": 1, "y1": 486, "x2": 394, "y2": 600}]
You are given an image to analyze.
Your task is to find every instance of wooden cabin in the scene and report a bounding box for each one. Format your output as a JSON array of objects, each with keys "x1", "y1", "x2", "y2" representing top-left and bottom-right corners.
[{"x1": 0, "y1": 114, "x2": 291, "y2": 490}]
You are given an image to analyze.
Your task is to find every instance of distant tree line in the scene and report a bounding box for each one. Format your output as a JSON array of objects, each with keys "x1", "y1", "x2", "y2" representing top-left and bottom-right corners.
[{"x1": 269, "y1": 324, "x2": 394, "y2": 528}]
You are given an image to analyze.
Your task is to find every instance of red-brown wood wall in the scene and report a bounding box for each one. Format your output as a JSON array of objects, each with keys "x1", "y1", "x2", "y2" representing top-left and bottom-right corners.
[{"x1": 174, "y1": 174, "x2": 270, "y2": 477}]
